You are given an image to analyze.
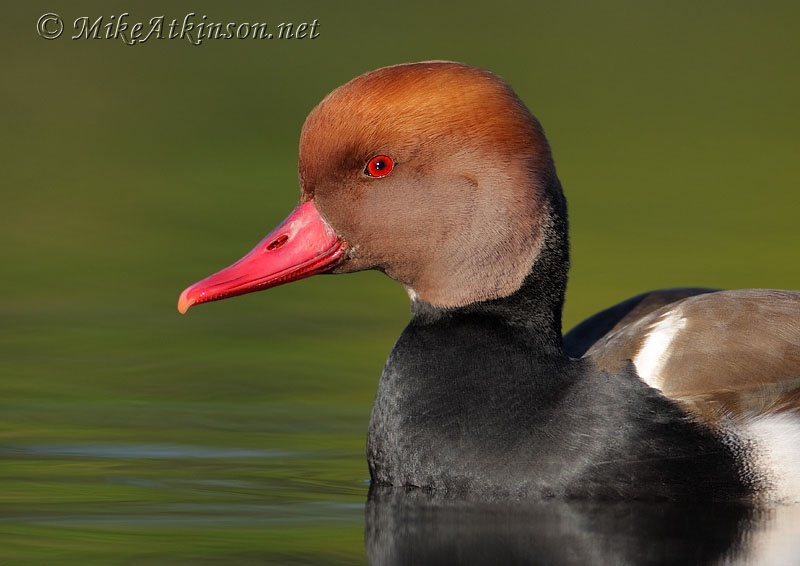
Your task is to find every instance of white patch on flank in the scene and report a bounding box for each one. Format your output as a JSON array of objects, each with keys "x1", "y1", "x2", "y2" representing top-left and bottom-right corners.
[
  {"x1": 743, "y1": 412, "x2": 800, "y2": 503},
  {"x1": 632, "y1": 310, "x2": 686, "y2": 391},
  {"x1": 405, "y1": 286, "x2": 419, "y2": 302},
  {"x1": 724, "y1": 504, "x2": 800, "y2": 566},
  {"x1": 722, "y1": 413, "x2": 800, "y2": 565}
]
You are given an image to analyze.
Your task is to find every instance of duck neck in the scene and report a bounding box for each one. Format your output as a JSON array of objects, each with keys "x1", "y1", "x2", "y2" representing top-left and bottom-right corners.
[{"x1": 410, "y1": 186, "x2": 570, "y2": 360}]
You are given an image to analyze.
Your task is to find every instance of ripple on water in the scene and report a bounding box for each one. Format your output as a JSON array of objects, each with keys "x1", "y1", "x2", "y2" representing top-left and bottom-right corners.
[{"x1": 0, "y1": 443, "x2": 304, "y2": 459}]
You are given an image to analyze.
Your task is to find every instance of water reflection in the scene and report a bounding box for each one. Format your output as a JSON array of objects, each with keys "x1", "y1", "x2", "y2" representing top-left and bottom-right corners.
[
  {"x1": 4, "y1": 441, "x2": 799, "y2": 563},
  {"x1": 366, "y1": 486, "x2": 800, "y2": 565}
]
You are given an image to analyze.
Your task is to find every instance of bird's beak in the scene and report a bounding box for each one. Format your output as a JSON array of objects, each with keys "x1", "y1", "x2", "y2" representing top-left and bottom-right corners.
[{"x1": 177, "y1": 200, "x2": 345, "y2": 314}]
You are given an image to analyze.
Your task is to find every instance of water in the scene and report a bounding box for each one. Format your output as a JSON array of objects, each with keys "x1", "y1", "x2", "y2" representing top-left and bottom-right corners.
[
  {"x1": 0, "y1": 303, "x2": 381, "y2": 565},
  {"x1": 366, "y1": 490, "x2": 800, "y2": 565},
  {"x1": 1, "y1": 441, "x2": 368, "y2": 564},
  {"x1": 3, "y1": 438, "x2": 798, "y2": 564}
]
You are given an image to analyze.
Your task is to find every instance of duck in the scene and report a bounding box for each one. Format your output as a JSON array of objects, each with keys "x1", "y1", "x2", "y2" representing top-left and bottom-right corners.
[{"x1": 178, "y1": 61, "x2": 800, "y2": 502}]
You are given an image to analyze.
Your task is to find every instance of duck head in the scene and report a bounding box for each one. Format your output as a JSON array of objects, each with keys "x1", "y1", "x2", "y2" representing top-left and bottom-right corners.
[{"x1": 178, "y1": 62, "x2": 568, "y2": 323}]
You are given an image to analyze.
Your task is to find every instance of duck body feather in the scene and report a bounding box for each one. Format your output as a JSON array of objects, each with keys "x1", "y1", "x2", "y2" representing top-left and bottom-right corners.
[{"x1": 369, "y1": 292, "x2": 756, "y2": 501}]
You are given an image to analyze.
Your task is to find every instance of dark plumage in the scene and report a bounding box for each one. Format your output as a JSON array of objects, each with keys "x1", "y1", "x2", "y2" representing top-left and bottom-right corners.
[{"x1": 369, "y1": 294, "x2": 754, "y2": 500}]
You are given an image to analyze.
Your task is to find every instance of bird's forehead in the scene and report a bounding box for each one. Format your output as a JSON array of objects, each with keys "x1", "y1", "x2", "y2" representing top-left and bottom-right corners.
[{"x1": 298, "y1": 63, "x2": 542, "y2": 188}]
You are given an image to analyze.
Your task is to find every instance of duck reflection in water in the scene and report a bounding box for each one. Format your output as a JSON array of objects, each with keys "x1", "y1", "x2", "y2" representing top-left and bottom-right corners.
[{"x1": 366, "y1": 487, "x2": 800, "y2": 566}]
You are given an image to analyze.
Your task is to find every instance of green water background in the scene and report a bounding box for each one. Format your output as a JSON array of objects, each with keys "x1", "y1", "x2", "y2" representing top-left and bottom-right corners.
[{"x1": 2, "y1": 1, "x2": 798, "y2": 563}]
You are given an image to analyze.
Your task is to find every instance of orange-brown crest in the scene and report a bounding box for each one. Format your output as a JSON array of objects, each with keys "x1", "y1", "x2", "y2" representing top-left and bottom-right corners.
[{"x1": 299, "y1": 61, "x2": 552, "y2": 196}]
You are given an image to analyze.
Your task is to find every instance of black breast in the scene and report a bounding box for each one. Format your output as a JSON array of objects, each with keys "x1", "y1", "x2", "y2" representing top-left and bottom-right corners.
[{"x1": 367, "y1": 310, "x2": 756, "y2": 501}]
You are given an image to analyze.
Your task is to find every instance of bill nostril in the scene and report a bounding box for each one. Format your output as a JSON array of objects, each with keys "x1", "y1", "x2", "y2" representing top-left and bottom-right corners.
[{"x1": 267, "y1": 234, "x2": 289, "y2": 251}]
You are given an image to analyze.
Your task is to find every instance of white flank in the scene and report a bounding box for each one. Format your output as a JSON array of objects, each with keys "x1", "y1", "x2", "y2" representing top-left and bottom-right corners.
[
  {"x1": 723, "y1": 504, "x2": 800, "y2": 566},
  {"x1": 632, "y1": 310, "x2": 686, "y2": 391},
  {"x1": 745, "y1": 412, "x2": 800, "y2": 504}
]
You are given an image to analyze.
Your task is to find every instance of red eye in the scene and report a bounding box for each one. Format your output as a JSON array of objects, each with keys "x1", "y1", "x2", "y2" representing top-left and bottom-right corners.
[{"x1": 365, "y1": 155, "x2": 394, "y2": 178}]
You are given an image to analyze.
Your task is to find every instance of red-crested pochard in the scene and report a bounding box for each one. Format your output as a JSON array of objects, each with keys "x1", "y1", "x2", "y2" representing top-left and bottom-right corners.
[{"x1": 178, "y1": 62, "x2": 800, "y2": 502}]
